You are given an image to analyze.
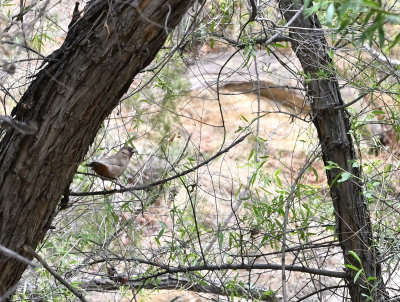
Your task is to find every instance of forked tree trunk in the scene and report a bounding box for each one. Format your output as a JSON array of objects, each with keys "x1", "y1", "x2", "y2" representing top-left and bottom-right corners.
[
  {"x1": 0, "y1": 0, "x2": 194, "y2": 296},
  {"x1": 278, "y1": 1, "x2": 387, "y2": 301}
]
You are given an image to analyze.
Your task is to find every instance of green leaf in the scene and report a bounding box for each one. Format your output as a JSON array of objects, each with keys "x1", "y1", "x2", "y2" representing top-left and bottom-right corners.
[
  {"x1": 337, "y1": 0, "x2": 351, "y2": 19},
  {"x1": 111, "y1": 211, "x2": 118, "y2": 222},
  {"x1": 384, "y1": 164, "x2": 392, "y2": 174},
  {"x1": 327, "y1": 49, "x2": 334, "y2": 60},
  {"x1": 327, "y1": 161, "x2": 338, "y2": 167},
  {"x1": 326, "y1": 3, "x2": 335, "y2": 25},
  {"x1": 345, "y1": 264, "x2": 360, "y2": 272},
  {"x1": 348, "y1": 250, "x2": 362, "y2": 265},
  {"x1": 364, "y1": 0, "x2": 380, "y2": 8},
  {"x1": 218, "y1": 230, "x2": 224, "y2": 249},
  {"x1": 372, "y1": 109, "x2": 385, "y2": 116},
  {"x1": 261, "y1": 290, "x2": 275, "y2": 298},
  {"x1": 362, "y1": 10, "x2": 375, "y2": 27},
  {"x1": 389, "y1": 32, "x2": 400, "y2": 50},
  {"x1": 156, "y1": 222, "x2": 166, "y2": 241},
  {"x1": 271, "y1": 42, "x2": 285, "y2": 48},
  {"x1": 378, "y1": 27, "x2": 385, "y2": 48},
  {"x1": 310, "y1": 166, "x2": 319, "y2": 181},
  {"x1": 338, "y1": 16, "x2": 351, "y2": 32},
  {"x1": 354, "y1": 269, "x2": 363, "y2": 283},
  {"x1": 261, "y1": 234, "x2": 270, "y2": 245},
  {"x1": 304, "y1": 2, "x2": 321, "y2": 17},
  {"x1": 275, "y1": 169, "x2": 282, "y2": 188},
  {"x1": 210, "y1": 20, "x2": 215, "y2": 32},
  {"x1": 248, "y1": 149, "x2": 254, "y2": 161},
  {"x1": 338, "y1": 171, "x2": 352, "y2": 182}
]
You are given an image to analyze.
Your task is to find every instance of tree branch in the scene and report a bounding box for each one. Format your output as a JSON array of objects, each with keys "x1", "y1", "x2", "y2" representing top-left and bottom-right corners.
[
  {"x1": 23, "y1": 245, "x2": 88, "y2": 302},
  {"x1": 71, "y1": 256, "x2": 347, "y2": 280},
  {"x1": 249, "y1": 0, "x2": 257, "y2": 22},
  {"x1": 296, "y1": 285, "x2": 347, "y2": 302},
  {"x1": 212, "y1": 32, "x2": 291, "y2": 49},
  {"x1": 363, "y1": 44, "x2": 400, "y2": 67},
  {"x1": 81, "y1": 274, "x2": 277, "y2": 301},
  {"x1": 334, "y1": 73, "x2": 391, "y2": 110},
  {"x1": 0, "y1": 244, "x2": 39, "y2": 268},
  {"x1": 70, "y1": 133, "x2": 251, "y2": 197},
  {"x1": 155, "y1": 262, "x2": 347, "y2": 279}
]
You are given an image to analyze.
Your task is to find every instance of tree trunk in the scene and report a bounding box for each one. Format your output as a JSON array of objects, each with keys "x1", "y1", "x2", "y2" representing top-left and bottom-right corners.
[
  {"x1": 277, "y1": 1, "x2": 387, "y2": 301},
  {"x1": 0, "y1": 0, "x2": 194, "y2": 296}
]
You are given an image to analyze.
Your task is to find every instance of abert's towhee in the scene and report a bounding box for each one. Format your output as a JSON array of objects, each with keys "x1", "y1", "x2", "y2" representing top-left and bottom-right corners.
[{"x1": 87, "y1": 146, "x2": 136, "y2": 180}]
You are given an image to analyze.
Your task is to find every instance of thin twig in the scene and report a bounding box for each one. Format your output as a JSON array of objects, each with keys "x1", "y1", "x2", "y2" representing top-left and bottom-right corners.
[
  {"x1": 70, "y1": 133, "x2": 251, "y2": 196},
  {"x1": 135, "y1": 262, "x2": 347, "y2": 280},
  {"x1": 264, "y1": 5, "x2": 304, "y2": 47},
  {"x1": 334, "y1": 73, "x2": 391, "y2": 110},
  {"x1": 281, "y1": 147, "x2": 320, "y2": 301},
  {"x1": 0, "y1": 244, "x2": 39, "y2": 267},
  {"x1": 167, "y1": 133, "x2": 192, "y2": 172},
  {"x1": 212, "y1": 32, "x2": 290, "y2": 49},
  {"x1": 363, "y1": 44, "x2": 400, "y2": 67},
  {"x1": 23, "y1": 245, "x2": 89, "y2": 302},
  {"x1": 296, "y1": 285, "x2": 347, "y2": 302}
]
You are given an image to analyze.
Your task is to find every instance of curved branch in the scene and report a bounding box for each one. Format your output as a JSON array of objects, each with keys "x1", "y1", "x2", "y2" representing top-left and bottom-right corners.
[
  {"x1": 363, "y1": 44, "x2": 400, "y2": 67},
  {"x1": 70, "y1": 133, "x2": 251, "y2": 197},
  {"x1": 72, "y1": 256, "x2": 347, "y2": 280},
  {"x1": 156, "y1": 262, "x2": 347, "y2": 279},
  {"x1": 24, "y1": 245, "x2": 88, "y2": 302}
]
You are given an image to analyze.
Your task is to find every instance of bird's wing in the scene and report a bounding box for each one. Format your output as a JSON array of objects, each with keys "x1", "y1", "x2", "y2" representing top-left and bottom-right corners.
[{"x1": 98, "y1": 154, "x2": 126, "y2": 167}]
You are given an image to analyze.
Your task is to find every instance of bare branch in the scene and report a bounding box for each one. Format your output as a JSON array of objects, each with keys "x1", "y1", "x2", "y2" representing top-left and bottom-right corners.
[
  {"x1": 70, "y1": 133, "x2": 251, "y2": 197},
  {"x1": 296, "y1": 285, "x2": 347, "y2": 302},
  {"x1": 363, "y1": 44, "x2": 400, "y2": 67},
  {"x1": 0, "y1": 245, "x2": 39, "y2": 267},
  {"x1": 138, "y1": 262, "x2": 347, "y2": 279},
  {"x1": 23, "y1": 245, "x2": 88, "y2": 302},
  {"x1": 249, "y1": 0, "x2": 257, "y2": 22},
  {"x1": 71, "y1": 256, "x2": 347, "y2": 279},
  {"x1": 282, "y1": 147, "x2": 320, "y2": 301},
  {"x1": 0, "y1": 116, "x2": 38, "y2": 135}
]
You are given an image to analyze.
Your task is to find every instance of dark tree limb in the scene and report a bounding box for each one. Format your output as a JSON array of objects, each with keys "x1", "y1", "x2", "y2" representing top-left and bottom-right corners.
[
  {"x1": 277, "y1": 0, "x2": 387, "y2": 301},
  {"x1": 130, "y1": 262, "x2": 347, "y2": 279},
  {"x1": 296, "y1": 285, "x2": 347, "y2": 302}
]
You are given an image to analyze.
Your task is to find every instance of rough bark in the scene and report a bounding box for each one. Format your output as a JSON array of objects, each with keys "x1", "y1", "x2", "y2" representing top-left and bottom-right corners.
[
  {"x1": 277, "y1": 1, "x2": 387, "y2": 301},
  {"x1": 0, "y1": 0, "x2": 194, "y2": 296}
]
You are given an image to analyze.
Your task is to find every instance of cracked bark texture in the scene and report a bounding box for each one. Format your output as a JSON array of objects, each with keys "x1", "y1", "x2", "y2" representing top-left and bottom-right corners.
[
  {"x1": 0, "y1": 0, "x2": 194, "y2": 296},
  {"x1": 278, "y1": 1, "x2": 387, "y2": 301}
]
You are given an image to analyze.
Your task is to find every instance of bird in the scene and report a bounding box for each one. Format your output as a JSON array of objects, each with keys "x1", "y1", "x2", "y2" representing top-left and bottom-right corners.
[
  {"x1": 86, "y1": 146, "x2": 136, "y2": 180},
  {"x1": 68, "y1": 2, "x2": 81, "y2": 29}
]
